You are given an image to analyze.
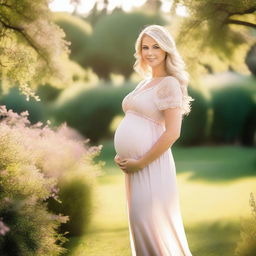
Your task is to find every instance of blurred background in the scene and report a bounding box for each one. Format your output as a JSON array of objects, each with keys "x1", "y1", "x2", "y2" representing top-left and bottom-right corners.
[{"x1": 0, "y1": 0, "x2": 255, "y2": 255}]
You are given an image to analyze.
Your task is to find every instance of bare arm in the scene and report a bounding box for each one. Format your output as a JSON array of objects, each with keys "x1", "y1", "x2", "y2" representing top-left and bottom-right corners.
[{"x1": 138, "y1": 107, "x2": 182, "y2": 168}]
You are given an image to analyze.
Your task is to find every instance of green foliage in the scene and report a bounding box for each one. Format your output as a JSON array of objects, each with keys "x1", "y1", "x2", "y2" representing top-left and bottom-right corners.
[
  {"x1": 0, "y1": 0, "x2": 71, "y2": 99},
  {"x1": 241, "y1": 103, "x2": 256, "y2": 146},
  {"x1": 53, "y1": 80, "x2": 135, "y2": 143},
  {"x1": 36, "y1": 84, "x2": 62, "y2": 103},
  {"x1": 87, "y1": 10, "x2": 165, "y2": 79},
  {"x1": 172, "y1": 0, "x2": 256, "y2": 76},
  {"x1": 48, "y1": 176, "x2": 93, "y2": 237},
  {"x1": 177, "y1": 87, "x2": 209, "y2": 145},
  {"x1": 235, "y1": 193, "x2": 256, "y2": 256},
  {"x1": 0, "y1": 87, "x2": 46, "y2": 123},
  {"x1": 53, "y1": 12, "x2": 92, "y2": 67},
  {"x1": 210, "y1": 84, "x2": 255, "y2": 145}
]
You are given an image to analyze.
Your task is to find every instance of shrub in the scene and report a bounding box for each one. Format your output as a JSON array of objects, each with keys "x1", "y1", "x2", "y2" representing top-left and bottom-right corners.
[
  {"x1": 48, "y1": 176, "x2": 93, "y2": 236},
  {"x1": 210, "y1": 86, "x2": 255, "y2": 144},
  {"x1": 0, "y1": 87, "x2": 46, "y2": 124},
  {"x1": 53, "y1": 80, "x2": 135, "y2": 143},
  {"x1": 241, "y1": 103, "x2": 256, "y2": 146},
  {"x1": 38, "y1": 123, "x2": 103, "y2": 236},
  {"x1": 27, "y1": 116, "x2": 103, "y2": 237},
  {"x1": 53, "y1": 13, "x2": 92, "y2": 67},
  {"x1": 177, "y1": 86, "x2": 209, "y2": 146},
  {"x1": 0, "y1": 106, "x2": 67, "y2": 256},
  {"x1": 0, "y1": 104, "x2": 103, "y2": 253},
  {"x1": 36, "y1": 84, "x2": 62, "y2": 103}
]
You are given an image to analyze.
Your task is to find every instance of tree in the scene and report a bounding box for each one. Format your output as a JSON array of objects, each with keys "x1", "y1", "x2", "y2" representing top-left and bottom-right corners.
[
  {"x1": 53, "y1": 12, "x2": 92, "y2": 68},
  {"x1": 171, "y1": 0, "x2": 256, "y2": 76},
  {"x1": 0, "y1": 0, "x2": 71, "y2": 100},
  {"x1": 87, "y1": 9, "x2": 165, "y2": 80},
  {"x1": 81, "y1": 0, "x2": 108, "y2": 26}
]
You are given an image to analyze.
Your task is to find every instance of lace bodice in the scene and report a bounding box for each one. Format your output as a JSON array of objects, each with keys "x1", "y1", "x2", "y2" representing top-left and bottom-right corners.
[{"x1": 122, "y1": 76, "x2": 183, "y2": 124}]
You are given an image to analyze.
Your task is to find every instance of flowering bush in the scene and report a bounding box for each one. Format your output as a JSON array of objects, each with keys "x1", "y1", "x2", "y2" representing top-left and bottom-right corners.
[{"x1": 0, "y1": 105, "x2": 103, "y2": 254}]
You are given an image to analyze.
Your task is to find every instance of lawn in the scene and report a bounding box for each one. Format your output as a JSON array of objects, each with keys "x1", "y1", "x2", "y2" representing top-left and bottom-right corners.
[{"x1": 65, "y1": 140, "x2": 256, "y2": 256}]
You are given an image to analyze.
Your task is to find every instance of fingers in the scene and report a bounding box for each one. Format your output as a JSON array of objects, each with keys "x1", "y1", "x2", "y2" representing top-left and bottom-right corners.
[
  {"x1": 114, "y1": 155, "x2": 129, "y2": 173},
  {"x1": 119, "y1": 160, "x2": 127, "y2": 165},
  {"x1": 119, "y1": 162, "x2": 127, "y2": 170},
  {"x1": 114, "y1": 155, "x2": 123, "y2": 163},
  {"x1": 115, "y1": 156, "x2": 127, "y2": 165},
  {"x1": 119, "y1": 160, "x2": 127, "y2": 171},
  {"x1": 114, "y1": 155, "x2": 120, "y2": 163},
  {"x1": 114, "y1": 155, "x2": 121, "y2": 165}
]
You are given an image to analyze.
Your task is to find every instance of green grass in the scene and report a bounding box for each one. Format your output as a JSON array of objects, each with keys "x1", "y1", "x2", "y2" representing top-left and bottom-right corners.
[{"x1": 65, "y1": 140, "x2": 256, "y2": 256}]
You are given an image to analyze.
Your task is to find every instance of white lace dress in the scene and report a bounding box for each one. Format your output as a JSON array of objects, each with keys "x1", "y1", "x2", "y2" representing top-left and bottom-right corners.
[{"x1": 114, "y1": 76, "x2": 193, "y2": 256}]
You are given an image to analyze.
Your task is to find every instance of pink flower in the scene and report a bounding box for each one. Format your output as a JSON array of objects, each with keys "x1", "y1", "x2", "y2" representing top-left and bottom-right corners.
[{"x1": 0, "y1": 218, "x2": 10, "y2": 236}]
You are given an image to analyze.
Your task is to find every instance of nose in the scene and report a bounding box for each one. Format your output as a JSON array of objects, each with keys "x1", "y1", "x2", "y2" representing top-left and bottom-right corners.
[{"x1": 147, "y1": 48, "x2": 154, "y2": 56}]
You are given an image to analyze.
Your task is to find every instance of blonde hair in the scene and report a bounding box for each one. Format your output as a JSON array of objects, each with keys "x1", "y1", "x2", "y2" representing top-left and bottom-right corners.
[{"x1": 133, "y1": 25, "x2": 194, "y2": 116}]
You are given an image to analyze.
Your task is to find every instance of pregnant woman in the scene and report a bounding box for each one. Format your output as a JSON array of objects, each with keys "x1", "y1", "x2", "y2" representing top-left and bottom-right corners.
[{"x1": 114, "y1": 25, "x2": 194, "y2": 256}]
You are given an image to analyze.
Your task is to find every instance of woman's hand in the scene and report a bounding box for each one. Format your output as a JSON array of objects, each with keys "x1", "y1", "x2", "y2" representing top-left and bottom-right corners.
[{"x1": 114, "y1": 154, "x2": 144, "y2": 174}]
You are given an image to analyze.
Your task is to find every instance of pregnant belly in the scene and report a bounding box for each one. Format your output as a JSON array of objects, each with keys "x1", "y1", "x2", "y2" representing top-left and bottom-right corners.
[{"x1": 114, "y1": 112, "x2": 163, "y2": 159}]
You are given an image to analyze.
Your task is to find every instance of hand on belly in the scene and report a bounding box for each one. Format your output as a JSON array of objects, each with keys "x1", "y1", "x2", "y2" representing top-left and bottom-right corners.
[{"x1": 114, "y1": 154, "x2": 144, "y2": 174}]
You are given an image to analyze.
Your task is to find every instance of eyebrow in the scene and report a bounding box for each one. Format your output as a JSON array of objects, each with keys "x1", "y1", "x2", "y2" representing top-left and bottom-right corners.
[{"x1": 142, "y1": 44, "x2": 159, "y2": 47}]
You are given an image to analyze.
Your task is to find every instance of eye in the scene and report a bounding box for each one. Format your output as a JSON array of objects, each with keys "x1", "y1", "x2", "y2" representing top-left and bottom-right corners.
[
  {"x1": 153, "y1": 45, "x2": 160, "y2": 49},
  {"x1": 142, "y1": 46, "x2": 148, "y2": 50}
]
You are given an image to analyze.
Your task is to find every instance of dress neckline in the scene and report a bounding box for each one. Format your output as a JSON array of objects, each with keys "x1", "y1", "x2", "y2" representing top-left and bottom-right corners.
[{"x1": 132, "y1": 76, "x2": 170, "y2": 98}]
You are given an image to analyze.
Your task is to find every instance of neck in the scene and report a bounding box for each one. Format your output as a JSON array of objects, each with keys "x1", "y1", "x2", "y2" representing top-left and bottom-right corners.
[{"x1": 151, "y1": 65, "x2": 168, "y2": 78}]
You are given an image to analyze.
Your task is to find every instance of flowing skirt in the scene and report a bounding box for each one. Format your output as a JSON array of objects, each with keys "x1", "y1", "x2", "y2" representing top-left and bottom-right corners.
[{"x1": 114, "y1": 111, "x2": 193, "y2": 256}]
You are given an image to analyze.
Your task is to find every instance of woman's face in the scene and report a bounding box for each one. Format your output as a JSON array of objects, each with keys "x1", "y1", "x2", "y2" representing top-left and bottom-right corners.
[{"x1": 141, "y1": 34, "x2": 167, "y2": 69}]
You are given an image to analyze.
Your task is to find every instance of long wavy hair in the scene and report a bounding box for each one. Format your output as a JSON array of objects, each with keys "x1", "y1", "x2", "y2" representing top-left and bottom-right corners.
[{"x1": 133, "y1": 25, "x2": 194, "y2": 116}]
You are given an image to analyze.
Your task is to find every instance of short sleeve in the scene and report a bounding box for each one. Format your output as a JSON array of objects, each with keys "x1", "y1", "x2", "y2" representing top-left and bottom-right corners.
[{"x1": 153, "y1": 77, "x2": 183, "y2": 111}]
